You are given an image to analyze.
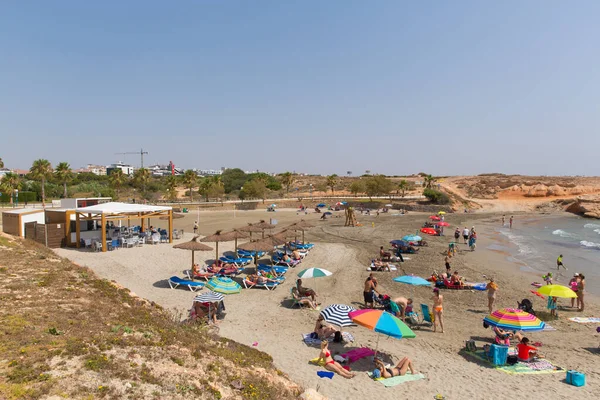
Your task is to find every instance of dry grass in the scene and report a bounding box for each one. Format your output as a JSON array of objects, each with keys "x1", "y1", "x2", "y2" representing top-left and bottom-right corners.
[{"x1": 0, "y1": 234, "x2": 301, "y2": 399}]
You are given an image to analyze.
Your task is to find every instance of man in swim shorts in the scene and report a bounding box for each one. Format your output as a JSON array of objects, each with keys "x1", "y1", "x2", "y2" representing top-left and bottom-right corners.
[
  {"x1": 363, "y1": 275, "x2": 380, "y2": 308},
  {"x1": 557, "y1": 254, "x2": 567, "y2": 270}
]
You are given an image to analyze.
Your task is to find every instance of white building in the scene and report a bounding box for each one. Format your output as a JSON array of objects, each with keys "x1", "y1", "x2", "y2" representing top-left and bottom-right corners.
[
  {"x1": 107, "y1": 162, "x2": 134, "y2": 176},
  {"x1": 86, "y1": 164, "x2": 107, "y2": 176}
]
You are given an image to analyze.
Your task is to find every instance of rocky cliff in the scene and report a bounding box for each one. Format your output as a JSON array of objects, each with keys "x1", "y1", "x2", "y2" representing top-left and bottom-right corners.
[{"x1": 565, "y1": 195, "x2": 600, "y2": 219}]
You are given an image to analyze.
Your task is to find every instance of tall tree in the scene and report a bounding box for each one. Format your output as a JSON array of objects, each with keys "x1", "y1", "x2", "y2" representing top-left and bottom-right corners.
[
  {"x1": 54, "y1": 162, "x2": 72, "y2": 198},
  {"x1": 326, "y1": 174, "x2": 338, "y2": 195},
  {"x1": 198, "y1": 177, "x2": 213, "y2": 202},
  {"x1": 398, "y1": 180, "x2": 410, "y2": 197},
  {"x1": 29, "y1": 159, "x2": 53, "y2": 207},
  {"x1": 209, "y1": 176, "x2": 225, "y2": 203},
  {"x1": 424, "y1": 174, "x2": 437, "y2": 189},
  {"x1": 349, "y1": 180, "x2": 365, "y2": 196},
  {"x1": 0, "y1": 172, "x2": 20, "y2": 204},
  {"x1": 133, "y1": 168, "x2": 151, "y2": 194},
  {"x1": 220, "y1": 168, "x2": 247, "y2": 193},
  {"x1": 279, "y1": 172, "x2": 295, "y2": 196},
  {"x1": 364, "y1": 175, "x2": 394, "y2": 201},
  {"x1": 242, "y1": 179, "x2": 267, "y2": 203},
  {"x1": 0, "y1": 157, "x2": 4, "y2": 168},
  {"x1": 109, "y1": 169, "x2": 127, "y2": 198},
  {"x1": 182, "y1": 170, "x2": 198, "y2": 202},
  {"x1": 164, "y1": 175, "x2": 178, "y2": 201}
]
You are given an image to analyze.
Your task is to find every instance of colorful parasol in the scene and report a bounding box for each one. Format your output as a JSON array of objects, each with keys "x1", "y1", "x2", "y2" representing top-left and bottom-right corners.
[
  {"x1": 205, "y1": 277, "x2": 242, "y2": 294},
  {"x1": 297, "y1": 268, "x2": 332, "y2": 279},
  {"x1": 349, "y1": 309, "x2": 416, "y2": 339},
  {"x1": 402, "y1": 234, "x2": 422, "y2": 242},
  {"x1": 429, "y1": 215, "x2": 441, "y2": 221},
  {"x1": 483, "y1": 308, "x2": 545, "y2": 331},
  {"x1": 536, "y1": 284, "x2": 577, "y2": 299},
  {"x1": 438, "y1": 222, "x2": 450, "y2": 227}
]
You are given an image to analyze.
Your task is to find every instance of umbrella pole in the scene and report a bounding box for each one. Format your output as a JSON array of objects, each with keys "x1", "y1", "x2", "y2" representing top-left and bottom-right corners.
[
  {"x1": 235, "y1": 238, "x2": 238, "y2": 258},
  {"x1": 302, "y1": 230, "x2": 305, "y2": 244},
  {"x1": 216, "y1": 241, "x2": 219, "y2": 263}
]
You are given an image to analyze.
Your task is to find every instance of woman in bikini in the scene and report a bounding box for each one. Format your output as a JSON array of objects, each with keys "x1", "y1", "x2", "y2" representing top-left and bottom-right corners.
[
  {"x1": 431, "y1": 288, "x2": 444, "y2": 333},
  {"x1": 373, "y1": 356, "x2": 416, "y2": 378},
  {"x1": 317, "y1": 341, "x2": 355, "y2": 379}
]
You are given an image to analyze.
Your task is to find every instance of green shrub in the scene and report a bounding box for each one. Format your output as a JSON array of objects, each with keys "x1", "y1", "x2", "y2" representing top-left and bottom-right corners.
[{"x1": 423, "y1": 188, "x2": 450, "y2": 204}]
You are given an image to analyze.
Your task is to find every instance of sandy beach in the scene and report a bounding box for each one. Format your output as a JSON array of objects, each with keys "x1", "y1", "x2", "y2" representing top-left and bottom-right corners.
[{"x1": 54, "y1": 208, "x2": 600, "y2": 400}]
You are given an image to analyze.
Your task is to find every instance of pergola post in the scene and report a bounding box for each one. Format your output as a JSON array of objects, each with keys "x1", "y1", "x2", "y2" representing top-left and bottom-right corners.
[
  {"x1": 76, "y1": 212, "x2": 81, "y2": 248},
  {"x1": 140, "y1": 213, "x2": 145, "y2": 233},
  {"x1": 101, "y1": 213, "x2": 107, "y2": 252},
  {"x1": 168, "y1": 210, "x2": 173, "y2": 243}
]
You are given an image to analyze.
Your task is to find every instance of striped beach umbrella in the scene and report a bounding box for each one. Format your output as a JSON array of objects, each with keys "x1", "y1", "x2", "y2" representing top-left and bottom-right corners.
[
  {"x1": 320, "y1": 304, "x2": 356, "y2": 327},
  {"x1": 297, "y1": 268, "x2": 332, "y2": 279},
  {"x1": 205, "y1": 277, "x2": 241, "y2": 295},
  {"x1": 193, "y1": 291, "x2": 225, "y2": 303},
  {"x1": 484, "y1": 308, "x2": 545, "y2": 332},
  {"x1": 349, "y1": 309, "x2": 416, "y2": 339}
]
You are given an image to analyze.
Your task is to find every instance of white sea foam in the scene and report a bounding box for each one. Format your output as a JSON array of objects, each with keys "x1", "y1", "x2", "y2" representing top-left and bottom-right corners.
[
  {"x1": 580, "y1": 240, "x2": 600, "y2": 249},
  {"x1": 584, "y1": 223, "x2": 600, "y2": 229},
  {"x1": 552, "y1": 229, "x2": 576, "y2": 238},
  {"x1": 594, "y1": 229, "x2": 600, "y2": 235}
]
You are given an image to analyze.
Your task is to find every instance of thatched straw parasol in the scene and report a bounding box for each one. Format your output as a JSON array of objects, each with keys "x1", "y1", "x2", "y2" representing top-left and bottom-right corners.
[
  {"x1": 222, "y1": 229, "x2": 249, "y2": 257},
  {"x1": 238, "y1": 223, "x2": 263, "y2": 241},
  {"x1": 200, "y1": 230, "x2": 238, "y2": 262},
  {"x1": 173, "y1": 236, "x2": 213, "y2": 267},
  {"x1": 253, "y1": 220, "x2": 277, "y2": 238},
  {"x1": 287, "y1": 220, "x2": 314, "y2": 243},
  {"x1": 293, "y1": 219, "x2": 316, "y2": 229},
  {"x1": 159, "y1": 213, "x2": 185, "y2": 220},
  {"x1": 238, "y1": 234, "x2": 287, "y2": 264}
]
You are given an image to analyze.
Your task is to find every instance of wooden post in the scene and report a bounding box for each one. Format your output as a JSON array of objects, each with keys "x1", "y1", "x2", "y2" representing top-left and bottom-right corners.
[
  {"x1": 101, "y1": 213, "x2": 107, "y2": 252},
  {"x1": 76, "y1": 213, "x2": 81, "y2": 248},
  {"x1": 168, "y1": 210, "x2": 173, "y2": 243},
  {"x1": 140, "y1": 213, "x2": 145, "y2": 233}
]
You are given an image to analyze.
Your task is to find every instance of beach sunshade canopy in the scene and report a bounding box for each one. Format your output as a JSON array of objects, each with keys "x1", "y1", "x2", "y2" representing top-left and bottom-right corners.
[
  {"x1": 200, "y1": 230, "x2": 239, "y2": 261},
  {"x1": 420, "y1": 227, "x2": 437, "y2": 235},
  {"x1": 438, "y1": 211, "x2": 446, "y2": 215},
  {"x1": 173, "y1": 236, "x2": 213, "y2": 266},
  {"x1": 239, "y1": 223, "x2": 263, "y2": 233},
  {"x1": 429, "y1": 215, "x2": 441, "y2": 221},
  {"x1": 390, "y1": 239, "x2": 409, "y2": 247},
  {"x1": 222, "y1": 229, "x2": 249, "y2": 257},
  {"x1": 323, "y1": 212, "x2": 332, "y2": 216},
  {"x1": 291, "y1": 219, "x2": 316, "y2": 229},
  {"x1": 194, "y1": 291, "x2": 225, "y2": 303},
  {"x1": 297, "y1": 268, "x2": 332, "y2": 279},
  {"x1": 205, "y1": 277, "x2": 241, "y2": 294},
  {"x1": 238, "y1": 235, "x2": 287, "y2": 252},
  {"x1": 402, "y1": 234, "x2": 422, "y2": 242},
  {"x1": 385, "y1": 204, "x2": 393, "y2": 207},
  {"x1": 316, "y1": 203, "x2": 326, "y2": 207},
  {"x1": 349, "y1": 309, "x2": 416, "y2": 339},
  {"x1": 484, "y1": 308, "x2": 545, "y2": 332},
  {"x1": 254, "y1": 220, "x2": 276, "y2": 230},
  {"x1": 320, "y1": 304, "x2": 356, "y2": 327},
  {"x1": 74, "y1": 201, "x2": 171, "y2": 214},
  {"x1": 159, "y1": 213, "x2": 184, "y2": 220},
  {"x1": 438, "y1": 222, "x2": 450, "y2": 227},
  {"x1": 536, "y1": 284, "x2": 577, "y2": 299},
  {"x1": 393, "y1": 275, "x2": 432, "y2": 286}
]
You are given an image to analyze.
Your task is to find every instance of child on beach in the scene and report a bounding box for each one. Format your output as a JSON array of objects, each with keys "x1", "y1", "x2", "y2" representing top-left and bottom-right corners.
[
  {"x1": 543, "y1": 272, "x2": 553, "y2": 285},
  {"x1": 547, "y1": 296, "x2": 557, "y2": 318}
]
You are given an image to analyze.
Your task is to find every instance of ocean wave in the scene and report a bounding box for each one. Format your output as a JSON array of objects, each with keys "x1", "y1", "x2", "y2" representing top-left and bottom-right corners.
[
  {"x1": 584, "y1": 223, "x2": 600, "y2": 229},
  {"x1": 552, "y1": 229, "x2": 577, "y2": 238},
  {"x1": 595, "y1": 229, "x2": 600, "y2": 235},
  {"x1": 580, "y1": 240, "x2": 600, "y2": 249}
]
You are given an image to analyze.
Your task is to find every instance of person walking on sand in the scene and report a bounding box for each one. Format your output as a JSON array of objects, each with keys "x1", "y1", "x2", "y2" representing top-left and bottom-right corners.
[
  {"x1": 431, "y1": 288, "x2": 444, "y2": 333},
  {"x1": 454, "y1": 228, "x2": 460, "y2": 243},
  {"x1": 444, "y1": 255, "x2": 452, "y2": 277},
  {"x1": 509, "y1": 216, "x2": 513, "y2": 229},
  {"x1": 486, "y1": 278, "x2": 498, "y2": 314},
  {"x1": 462, "y1": 227, "x2": 469, "y2": 244},
  {"x1": 193, "y1": 221, "x2": 199, "y2": 235},
  {"x1": 557, "y1": 254, "x2": 567, "y2": 270}
]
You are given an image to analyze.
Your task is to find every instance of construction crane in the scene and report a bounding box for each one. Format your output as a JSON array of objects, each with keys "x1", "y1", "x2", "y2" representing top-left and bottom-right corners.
[{"x1": 115, "y1": 148, "x2": 149, "y2": 168}]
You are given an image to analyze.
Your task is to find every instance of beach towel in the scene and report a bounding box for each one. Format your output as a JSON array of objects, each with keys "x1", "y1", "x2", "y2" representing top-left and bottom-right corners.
[
  {"x1": 317, "y1": 371, "x2": 334, "y2": 379},
  {"x1": 367, "y1": 371, "x2": 426, "y2": 386},
  {"x1": 302, "y1": 332, "x2": 354, "y2": 346},
  {"x1": 568, "y1": 317, "x2": 600, "y2": 323},
  {"x1": 339, "y1": 348, "x2": 376, "y2": 363},
  {"x1": 464, "y1": 350, "x2": 564, "y2": 375},
  {"x1": 542, "y1": 324, "x2": 557, "y2": 331}
]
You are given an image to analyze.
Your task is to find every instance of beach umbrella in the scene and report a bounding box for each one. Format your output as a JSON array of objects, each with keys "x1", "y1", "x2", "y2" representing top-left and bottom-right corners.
[
  {"x1": 438, "y1": 222, "x2": 450, "y2": 227},
  {"x1": 193, "y1": 291, "x2": 225, "y2": 303},
  {"x1": 254, "y1": 220, "x2": 277, "y2": 238},
  {"x1": 390, "y1": 239, "x2": 409, "y2": 247},
  {"x1": 438, "y1": 211, "x2": 446, "y2": 215},
  {"x1": 297, "y1": 268, "x2": 332, "y2": 279},
  {"x1": 238, "y1": 235, "x2": 287, "y2": 264},
  {"x1": 287, "y1": 221, "x2": 314, "y2": 243},
  {"x1": 270, "y1": 204, "x2": 277, "y2": 208},
  {"x1": 238, "y1": 223, "x2": 263, "y2": 241},
  {"x1": 205, "y1": 277, "x2": 241, "y2": 294},
  {"x1": 536, "y1": 284, "x2": 577, "y2": 299},
  {"x1": 320, "y1": 304, "x2": 357, "y2": 327},
  {"x1": 323, "y1": 211, "x2": 332, "y2": 216},
  {"x1": 316, "y1": 203, "x2": 326, "y2": 208},
  {"x1": 349, "y1": 309, "x2": 416, "y2": 352},
  {"x1": 393, "y1": 275, "x2": 432, "y2": 299},
  {"x1": 483, "y1": 308, "x2": 545, "y2": 332},
  {"x1": 173, "y1": 236, "x2": 213, "y2": 267},
  {"x1": 222, "y1": 229, "x2": 249, "y2": 258},
  {"x1": 200, "y1": 230, "x2": 237, "y2": 262},
  {"x1": 402, "y1": 234, "x2": 421, "y2": 242},
  {"x1": 429, "y1": 215, "x2": 441, "y2": 221},
  {"x1": 421, "y1": 227, "x2": 437, "y2": 235}
]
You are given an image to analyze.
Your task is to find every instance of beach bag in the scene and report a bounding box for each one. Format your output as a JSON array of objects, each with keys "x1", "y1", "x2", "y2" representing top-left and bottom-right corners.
[
  {"x1": 566, "y1": 370, "x2": 585, "y2": 387},
  {"x1": 507, "y1": 355, "x2": 518, "y2": 365},
  {"x1": 465, "y1": 340, "x2": 476, "y2": 352}
]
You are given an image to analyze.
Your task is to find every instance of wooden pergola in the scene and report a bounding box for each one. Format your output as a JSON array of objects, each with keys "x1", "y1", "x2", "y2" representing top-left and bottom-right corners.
[{"x1": 74, "y1": 202, "x2": 173, "y2": 252}]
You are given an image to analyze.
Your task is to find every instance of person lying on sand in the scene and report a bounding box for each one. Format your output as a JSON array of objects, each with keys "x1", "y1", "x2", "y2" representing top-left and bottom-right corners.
[
  {"x1": 373, "y1": 356, "x2": 416, "y2": 378},
  {"x1": 317, "y1": 341, "x2": 355, "y2": 379},
  {"x1": 256, "y1": 271, "x2": 279, "y2": 284},
  {"x1": 370, "y1": 259, "x2": 392, "y2": 272}
]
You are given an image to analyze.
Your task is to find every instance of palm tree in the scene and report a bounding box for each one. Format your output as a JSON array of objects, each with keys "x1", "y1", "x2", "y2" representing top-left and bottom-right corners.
[
  {"x1": 198, "y1": 177, "x2": 212, "y2": 202},
  {"x1": 133, "y1": 168, "x2": 151, "y2": 194},
  {"x1": 30, "y1": 159, "x2": 53, "y2": 207},
  {"x1": 326, "y1": 174, "x2": 338, "y2": 195},
  {"x1": 279, "y1": 172, "x2": 294, "y2": 196},
  {"x1": 182, "y1": 170, "x2": 198, "y2": 202},
  {"x1": 0, "y1": 172, "x2": 20, "y2": 204},
  {"x1": 54, "y1": 162, "x2": 72, "y2": 198},
  {"x1": 0, "y1": 157, "x2": 4, "y2": 168},
  {"x1": 109, "y1": 169, "x2": 127, "y2": 198},
  {"x1": 398, "y1": 179, "x2": 409, "y2": 197},
  {"x1": 424, "y1": 174, "x2": 436, "y2": 189},
  {"x1": 164, "y1": 175, "x2": 178, "y2": 201}
]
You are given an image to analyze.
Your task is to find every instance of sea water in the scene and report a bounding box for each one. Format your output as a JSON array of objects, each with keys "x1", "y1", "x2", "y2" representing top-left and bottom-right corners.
[{"x1": 494, "y1": 215, "x2": 600, "y2": 295}]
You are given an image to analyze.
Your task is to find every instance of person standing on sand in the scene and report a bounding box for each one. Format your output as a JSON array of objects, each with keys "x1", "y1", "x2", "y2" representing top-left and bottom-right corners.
[
  {"x1": 444, "y1": 255, "x2": 451, "y2": 277},
  {"x1": 454, "y1": 228, "x2": 460, "y2": 243},
  {"x1": 193, "y1": 221, "x2": 199, "y2": 235},
  {"x1": 577, "y1": 274, "x2": 585, "y2": 312},
  {"x1": 486, "y1": 278, "x2": 498, "y2": 313},
  {"x1": 462, "y1": 227, "x2": 469, "y2": 244},
  {"x1": 509, "y1": 216, "x2": 513, "y2": 229},
  {"x1": 502, "y1": 215, "x2": 505, "y2": 227},
  {"x1": 363, "y1": 275, "x2": 380, "y2": 308},
  {"x1": 431, "y1": 288, "x2": 444, "y2": 333},
  {"x1": 569, "y1": 273, "x2": 580, "y2": 308}
]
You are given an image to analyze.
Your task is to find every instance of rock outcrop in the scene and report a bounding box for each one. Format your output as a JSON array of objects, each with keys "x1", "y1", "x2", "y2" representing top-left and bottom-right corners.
[{"x1": 565, "y1": 195, "x2": 600, "y2": 219}]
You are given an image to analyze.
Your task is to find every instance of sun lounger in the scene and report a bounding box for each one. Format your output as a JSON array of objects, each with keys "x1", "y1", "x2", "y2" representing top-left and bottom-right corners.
[
  {"x1": 257, "y1": 264, "x2": 288, "y2": 275},
  {"x1": 220, "y1": 256, "x2": 252, "y2": 267},
  {"x1": 185, "y1": 270, "x2": 214, "y2": 281},
  {"x1": 243, "y1": 279, "x2": 279, "y2": 290},
  {"x1": 168, "y1": 276, "x2": 205, "y2": 292}
]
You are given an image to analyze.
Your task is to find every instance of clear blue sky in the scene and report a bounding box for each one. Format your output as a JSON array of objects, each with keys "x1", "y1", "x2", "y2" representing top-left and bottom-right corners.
[{"x1": 1, "y1": 1, "x2": 599, "y2": 176}]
